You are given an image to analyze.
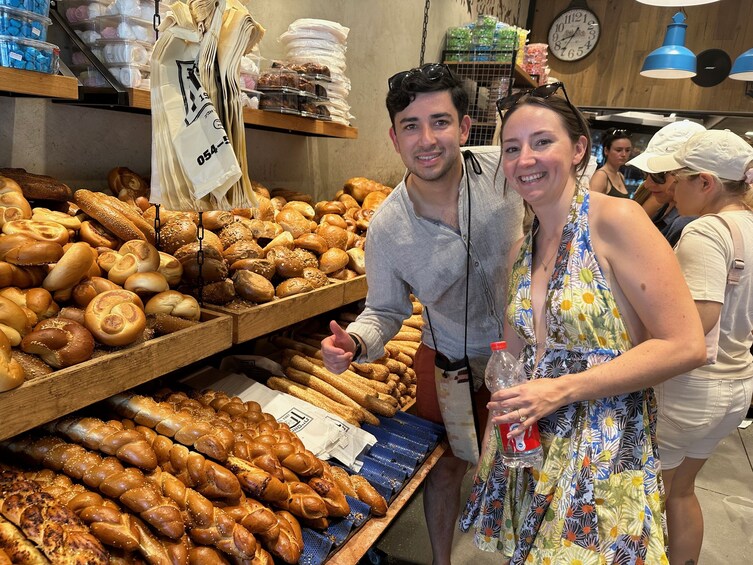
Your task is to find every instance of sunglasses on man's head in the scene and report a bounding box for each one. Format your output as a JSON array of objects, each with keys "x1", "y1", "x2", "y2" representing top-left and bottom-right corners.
[
  {"x1": 388, "y1": 63, "x2": 453, "y2": 91},
  {"x1": 495, "y1": 82, "x2": 572, "y2": 120}
]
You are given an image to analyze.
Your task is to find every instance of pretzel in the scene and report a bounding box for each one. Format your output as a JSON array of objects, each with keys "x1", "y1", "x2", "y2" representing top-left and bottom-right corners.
[
  {"x1": 0, "y1": 469, "x2": 108, "y2": 563},
  {"x1": 2, "y1": 436, "x2": 185, "y2": 540}
]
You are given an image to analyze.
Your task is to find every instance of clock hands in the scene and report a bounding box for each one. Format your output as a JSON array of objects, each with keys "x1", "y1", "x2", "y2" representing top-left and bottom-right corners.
[{"x1": 563, "y1": 27, "x2": 581, "y2": 48}]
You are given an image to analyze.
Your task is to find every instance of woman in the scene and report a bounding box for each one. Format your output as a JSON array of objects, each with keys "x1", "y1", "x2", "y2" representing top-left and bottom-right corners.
[
  {"x1": 626, "y1": 120, "x2": 706, "y2": 246},
  {"x1": 646, "y1": 130, "x2": 753, "y2": 565},
  {"x1": 589, "y1": 127, "x2": 632, "y2": 197},
  {"x1": 459, "y1": 84, "x2": 706, "y2": 564}
]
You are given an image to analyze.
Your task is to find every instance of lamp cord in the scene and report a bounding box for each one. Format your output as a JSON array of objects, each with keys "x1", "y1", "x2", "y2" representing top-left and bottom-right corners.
[{"x1": 420, "y1": 0, "x2": 430, "y2": 65}]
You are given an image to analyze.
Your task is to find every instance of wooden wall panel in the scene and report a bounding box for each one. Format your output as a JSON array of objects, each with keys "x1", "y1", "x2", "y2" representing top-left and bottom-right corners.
[{"x1": 530, "y1": 0, "x2": 753, "y2": 113}]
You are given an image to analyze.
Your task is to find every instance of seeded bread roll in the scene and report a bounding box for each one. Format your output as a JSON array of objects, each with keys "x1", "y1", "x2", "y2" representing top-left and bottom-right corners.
[
  {"x1": 74, "y1": 189, "x2": 146, "y2": 242},
  {"x1": 229, "y1": 258, "x2": 275, "y2": 280},
  {"x1": 223, "y1": 240, "x2": 264, "y2": 264},
  {"x1": 174, "y1": 242, "x2": 228, "y2": 284},
  {"x1": 160, "y1": 216, "x2": 198, "y2": 255},
  {"x1": 302, "y1": 267, "x2": 328, "y2": 289},
  {"x1": 316, "y1": 224, "x2": 348, "y2": 250},
  {"x1": 275, "y1": 278, "x2": 314, "y2": 298},
  {"x1": 265, "y1": 247, "x2": 304, "y2": 278}
]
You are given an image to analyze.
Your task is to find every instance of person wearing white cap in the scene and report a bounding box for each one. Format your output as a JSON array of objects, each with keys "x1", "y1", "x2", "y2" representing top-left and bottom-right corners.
[
  {"x1": 647, "y1": 129, "x2": 753, "y2": 565},
  {"x1": 626, "y1": 120, "x2": 706, "y2": 246}
]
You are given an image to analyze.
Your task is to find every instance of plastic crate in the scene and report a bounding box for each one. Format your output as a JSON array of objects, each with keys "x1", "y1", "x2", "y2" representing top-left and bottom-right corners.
[
  {"x1": 0, "y1": 33, "x2": 58, "y2": 72},
  {"x1": 0, "y1": 6, "x2": 50, "y2": 41}
]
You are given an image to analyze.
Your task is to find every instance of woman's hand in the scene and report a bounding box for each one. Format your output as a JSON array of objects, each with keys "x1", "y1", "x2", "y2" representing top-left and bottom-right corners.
[{"x1": 487, "y1": 378, "x2": 568, "y2": 438}]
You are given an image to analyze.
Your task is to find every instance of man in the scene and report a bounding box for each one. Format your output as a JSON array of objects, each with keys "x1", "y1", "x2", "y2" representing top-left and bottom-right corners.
[
  {"x1": 625, "y1": 120, "x2": 705, "y2": 246},
  {"x1": 321, "y1": 64, "x2": 524, "y2": 564}
]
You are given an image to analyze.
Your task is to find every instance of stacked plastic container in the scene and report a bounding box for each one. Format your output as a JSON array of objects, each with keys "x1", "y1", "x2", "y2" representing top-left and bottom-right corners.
[
  {"x1": 61, "y1": 0, "x2": 156, "y2": 89},
  {"x1": 278, "y1": 18, "x2": 352, "y2": 126},
  {"x1": 0, "y1": 0, "x2": 59, "y2": 74},
  {"x1": 444, "y1": 15, "x2": 520, "y2": 64},
  {"x1": 524, "y1": 42, "x2": 549, "y2": 85}
]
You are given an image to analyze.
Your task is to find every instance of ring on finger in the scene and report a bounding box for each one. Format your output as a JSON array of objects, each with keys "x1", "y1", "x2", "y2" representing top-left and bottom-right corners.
[{"x1": 517, "y1": 409, "x2": 526, "y2": 423}]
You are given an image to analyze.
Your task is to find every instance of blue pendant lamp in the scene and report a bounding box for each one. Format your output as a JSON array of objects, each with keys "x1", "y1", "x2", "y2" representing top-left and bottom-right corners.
[
  {"x1": 640, "y1": 12, "x2": 696, "y2": 78},
  {"x1": 730, "y1": 48, "x2": 753, "y2": 81}
]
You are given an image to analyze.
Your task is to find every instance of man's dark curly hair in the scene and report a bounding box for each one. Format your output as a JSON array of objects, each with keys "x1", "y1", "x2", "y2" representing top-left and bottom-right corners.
[{"x1": 386, "y1": 64, "x2": 469, "y2": 126}]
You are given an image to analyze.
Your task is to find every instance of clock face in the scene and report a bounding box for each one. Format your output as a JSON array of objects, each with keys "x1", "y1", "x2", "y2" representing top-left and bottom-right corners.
[{"x1": 548, "y1": 8, "x2": 600, "y2": 62}]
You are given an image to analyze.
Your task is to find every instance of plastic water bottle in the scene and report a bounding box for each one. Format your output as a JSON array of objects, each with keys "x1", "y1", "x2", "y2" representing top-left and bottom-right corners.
[{"x1": 485, "y1": 341, "x2": 543, "y2": 469}]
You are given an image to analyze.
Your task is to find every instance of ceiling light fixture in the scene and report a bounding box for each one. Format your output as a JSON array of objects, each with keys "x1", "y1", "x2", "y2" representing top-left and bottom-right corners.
[
  {"x1": 636, "y1": 0, "x2": 719, "y2": 5},
  {"x1": 729, "y1": 48, "x2": 753, "y2": 81},
  {"x1": 640, "y1": 12, "x2": 697, "y2": 79}
]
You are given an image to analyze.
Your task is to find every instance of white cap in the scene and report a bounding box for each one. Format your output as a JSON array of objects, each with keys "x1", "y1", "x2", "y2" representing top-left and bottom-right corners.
[
  {"x1": 626, "y1": 120, "x2": 706, "y2": 173},
  {"x1": 648, "y1": 129, "x2": 753, "y2": 182}
]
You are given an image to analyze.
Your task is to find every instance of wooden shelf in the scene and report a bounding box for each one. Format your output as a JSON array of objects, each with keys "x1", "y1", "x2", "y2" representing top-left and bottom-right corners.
[
  {"x1": 0, "y1": 67, "x2": 79, "y2": 100},
  {"x1": 206, "y1": 276, "x2": 368, "y2": 344},
  {"x1": 327, "y1": 442, "x2": 447, "y2": 565},
  {"x1": 513, "y1": 64, "x2": 538, "y2": 88},
  {"x1": 127, "y1": 89, "x2": 357, "y2": 139},
  {"x1": 0, "y1": 310, "x2": 233, "y2": 442}
]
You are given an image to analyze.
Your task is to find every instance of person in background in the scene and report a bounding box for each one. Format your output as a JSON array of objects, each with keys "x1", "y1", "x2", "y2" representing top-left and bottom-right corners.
[
  {"x1": 320, "y1": 63, "x2": 524, "y2": 565},
  {"x1": 626, "y1": 120, "x2": 706, "y2": 246},
  {"x1": 646, "y1": 130, "x2": 753, "y2": 565},
  {"x1": 588, "y1": 127, "x2": 632, "y2": 197},
  {"x1": 460, "y1": 83, "x2": 706, "y2": 564}
]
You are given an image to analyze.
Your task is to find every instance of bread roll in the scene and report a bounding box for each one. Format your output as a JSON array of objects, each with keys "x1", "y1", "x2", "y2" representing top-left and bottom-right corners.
[
  {"x1": 42, "y1": 241, "x2": 94, "y2": 292},
  {"x1": 84, "y1": 289, "x2": 146, "y2": 346},
  {"x1": 343, "y1": 177, "x2": 391, "y2": 204},
  {"x1": 346, "y1": 248, "x2": 366, "y2": 275},
  {"x1": 293, "y1": 233, "x2": 328, "y2": 255},
  {"x1": 160, "y1": 217, "x2": 197, "y2": 255},
  {"x1": 0, "y1": 295, "x2": 32, "y2": 346},
  {"x1": 2, "y1": 219, "x2": 69, "y2": 245},
  {"x1": 119, "y1": 240, "x2": 160, "y2": 272},
  {"x1": 0, "y1": 233, "x2": 34, "y2": 261},
  {"x1": 223, "y1": 240, "x2": 263, "y2": 264},
  {"x1": 145, "y1": 290, "x2": 201, "y2": 321},
  {"x1": 275, "y1": 278, "x2": 314, "y2": 298},
  {"x1": 124, "y1": 271, "x2": 169, "y2": 296},
  {"x1": 74, "y1": 189, "x2": 147, "y2": 242},
  {"x1": 72, "y1": 276, "x2": 121, "y2": 308},
  {"x1": 31, "y1": 207, "x2": 82, "y2": 230},
  {"x1": 261, "y1": 232, "x2": 295, "y2": 254},
  {"x1": 229, "y1": 258, "x2": 275, "y2": 280},
  {"x1": 316, "y1": 224, "x2": 348, "y2": 250},
  {"x1": 191, "y1": 279, "x2": 236, "y2": 305},
  {"x1": 0, "y1": 287, "x2": 59, "y2": 321},
  {"x1": 318, "y1": 248, "x2": 349, "y2": 274},
  {"x1": 265, "y1": 247, "x2": 304, "y2": 278},
  {"x1": 107, "y1": 166, "x2": 149, "y2": 203},
  {"x1": 301, "y1": 268, "x2": 328, "y2": 289},
  {"x1": 232, "y1": 271, "x2": 275, "y2": 303},
  {"x1": 174, "y1": 242, "x2": 228, "y2": 284},
  {"x1": 21, "y1": 317, "x2": 95, "y2": 369},
  {"x1": 4, "y1": 240, "x2": 64, "y2": 266},
  {"x1": 158, "y1": 252, "x2": 183, "y2": 286},
  {"x1": 314, "y1": 201, "x2": 346, "y2": 217},
  {"x1": 0, "y1": 330, "x2": 24, "y2": 392},
  {"x1": 80, "y1": 219, "x2": 120, "y2": 249},
  {"x1": 276, "y1": 208, "x2": 313, "y2": 239},
  {"x1": 362, "y1": 190, "x2": 388, "y2": 210},
  {"x1": 318, "y1": 213, "x2": 348, "y2": 230},
  {"x1": 336, "y1": 192, "x2": 360, "y2": 209},
  {"x1": 0, "y1": 168, "x2": 73, "y2": 201},
  {"x1": 0, "y1": 262, "x2": 45, "y2": 289},
  {"x1": 11, "y1": 348, "x2": 52, "y2": 381},
  {"x1": 218, "y1": 222, "x2": 254, "y2": 249},
  {"x1": 243, "y1": 219, "x2": 282, "y2": 241}
]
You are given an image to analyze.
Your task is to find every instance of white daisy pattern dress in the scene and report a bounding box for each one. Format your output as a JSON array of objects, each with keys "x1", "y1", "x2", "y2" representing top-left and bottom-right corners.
[{"x1": 460, "y1": 185, "x2": 668, "y2": 564}]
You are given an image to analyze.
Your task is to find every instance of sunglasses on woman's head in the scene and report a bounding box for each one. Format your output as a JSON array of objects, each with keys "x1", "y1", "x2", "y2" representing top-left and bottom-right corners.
[
  {"x1": 495, "y1": 82, "x2": 572, "y2": 120},
  {"x1": 648, "y1": 172, "x2": 666, "y2": 184},
  {"x1": 388, "y1": 63, "x2": 453, "y2": 91}
]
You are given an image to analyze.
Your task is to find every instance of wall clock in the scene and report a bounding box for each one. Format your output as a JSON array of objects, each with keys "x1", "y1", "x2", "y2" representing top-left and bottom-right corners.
[{"x1": 547, "y1": 0, "x2": 600, "y2": 62}]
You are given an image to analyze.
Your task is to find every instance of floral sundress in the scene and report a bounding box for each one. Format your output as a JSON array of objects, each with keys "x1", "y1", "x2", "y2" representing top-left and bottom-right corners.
[{"x1": 459, "y1": 185, "x2": 668, "y2": 565}]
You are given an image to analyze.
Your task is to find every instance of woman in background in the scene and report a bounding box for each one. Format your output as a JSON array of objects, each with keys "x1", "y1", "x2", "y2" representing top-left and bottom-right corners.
[
  {"x1": 589, "y1": 127, "x2": 632, "y2": 197},
  {"x1": 647, "y1": 129, "x2": 753, "y2": 565}
]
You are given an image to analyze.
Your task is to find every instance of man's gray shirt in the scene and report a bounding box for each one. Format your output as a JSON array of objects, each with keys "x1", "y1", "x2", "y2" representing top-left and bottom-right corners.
[{"x1": 347, "y1": 146, "x2": 525, "y2": 379}]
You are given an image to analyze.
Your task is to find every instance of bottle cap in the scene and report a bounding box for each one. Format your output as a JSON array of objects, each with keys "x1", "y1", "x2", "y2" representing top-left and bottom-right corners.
[{"x1": 490, "y1": 341, "x2": 507, "y2": 351}]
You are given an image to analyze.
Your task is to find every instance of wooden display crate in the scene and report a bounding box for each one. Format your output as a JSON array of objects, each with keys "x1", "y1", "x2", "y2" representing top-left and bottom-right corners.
[
  {"x1": 206, "y1": 276, "x2": 368, "y2": 344},
  {"x1": 0, "y1": 310, "x2": 233, "y2": 442}
]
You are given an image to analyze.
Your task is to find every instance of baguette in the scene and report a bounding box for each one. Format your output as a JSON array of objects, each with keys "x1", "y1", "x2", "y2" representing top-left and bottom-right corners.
[
  {"x1": 266, "y1": 377, "x2": 362, "y2": 425},
  {"x1": 269, "y1": 336, "x2": 320, "y2": 358},
  {"x1": 350, "y1": 361, "x2": 390, "y2": 382},
  {"x1": 0, "y1": 469, "x2": 109, "y2": 564},
  {"x1": 401, "y1": 314, "x2": 424, "y2": 330},
  {"x1": 392, "y1": 331, "x2": 421, "y2": 343}
]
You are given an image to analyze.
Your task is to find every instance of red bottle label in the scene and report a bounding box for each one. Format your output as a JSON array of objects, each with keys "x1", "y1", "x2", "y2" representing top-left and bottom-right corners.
[{"x1": 498, "y1": 422, "x2": 541, "y2": 453}]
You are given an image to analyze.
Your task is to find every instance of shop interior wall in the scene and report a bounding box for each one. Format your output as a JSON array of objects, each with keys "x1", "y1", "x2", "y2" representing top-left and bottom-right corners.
[
  {"x1": 530, "y1": 0, "x2": 753, "y2": 113},
  {"x1": 0, "y1": 0, "x2": 528, "y2": 201}
]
